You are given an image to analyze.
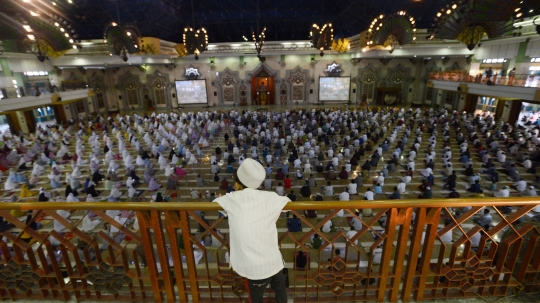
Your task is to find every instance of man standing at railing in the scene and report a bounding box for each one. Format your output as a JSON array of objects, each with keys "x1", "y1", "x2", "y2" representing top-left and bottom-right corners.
[{"x1": 213, "y1": 158, "x2": 290, "y2": 303}]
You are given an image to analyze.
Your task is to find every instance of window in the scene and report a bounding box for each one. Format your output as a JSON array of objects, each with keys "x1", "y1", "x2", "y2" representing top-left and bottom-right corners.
[
  {"x1": 76, "y1": 100, "x2": 85, "y2": 113},
  {"x1": 426, "y1": 87, "x2": 433, "y2": 101},
  {"x1": 96, "y1": 93, "x2": 105, "y2": 109},
  {"x1": 531, "y1": 58, "x2": 540, "y2": 62},
  {"x1": 126, "y1": 89, "x2": 139, "y2": 106},
  {"x1": 445, "y1": 92, "x2": 455, "y2": 105},
  {"x1": 364, "y1": 83, "x2": 374, "y2": 98},
  {"x1": 154, "y1": 88, "x2": 166, "y2": 105}
]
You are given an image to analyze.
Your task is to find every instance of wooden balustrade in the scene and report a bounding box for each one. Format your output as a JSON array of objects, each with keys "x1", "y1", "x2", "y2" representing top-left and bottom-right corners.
[{"x1": 0, "y1": 198, "x2": 539, "y2": 302}]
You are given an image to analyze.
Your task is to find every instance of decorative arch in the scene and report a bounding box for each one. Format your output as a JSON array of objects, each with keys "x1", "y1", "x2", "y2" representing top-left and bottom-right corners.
[
  {"x1": 384, "y1": 64, "x2": 413, "y2": 104},
  {"x1": 285, "y1": 66, "x2": 311, "y2": 104},
  {"x1": 245, "y1": 63, "x2": 280, "y2": 106},
  {"x1": 429, "y1": 0, "x2": 519, "y2": 50},
  {"x1": 117, "y1": 72, "x2": 144, "y2": 109},
  {"x1": 215, "y1": 68, "x2": 241, "y2": 106},
  {"x1": 367, "y1": 11, "x2": 417, "y2": 53},
  {"x1": 354, "y1": 64, "x2": 382, "y2": 104},
  {"x1": 88, "y1": 72, "x2": 108, "y2": 112},
  {"x1": 146, "y1": 70, "x2": 173, "y2": 109}
]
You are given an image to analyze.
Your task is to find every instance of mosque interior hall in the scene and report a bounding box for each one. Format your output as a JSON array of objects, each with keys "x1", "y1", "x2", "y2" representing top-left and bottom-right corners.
[{"x1": 2, "y1": 0, "x2": 540, "y2": 302}]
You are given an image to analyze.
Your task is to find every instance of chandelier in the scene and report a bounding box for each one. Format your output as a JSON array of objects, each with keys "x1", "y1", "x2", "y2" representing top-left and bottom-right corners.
[
  {"x1": 366, "y1": 11, "x2": 417, "y2": 54},
  {"x1": 252, "y1": 27, "x2": 266, "y2": 60},
  {"x1": 183, "y1": 27, "x2": 208, "y2": 60},
  {"x1": 310, "y1": 23, "x2": 333, "y2": 57},
  {"x1": 103, "y1": 22, "x2": 141, "y2": 62}
]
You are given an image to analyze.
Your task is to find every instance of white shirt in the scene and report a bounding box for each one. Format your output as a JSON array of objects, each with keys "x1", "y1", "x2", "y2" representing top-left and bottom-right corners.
[
  {"x1": 347, "y1": 183, "x2": 358, "y2": 195},
  {"x1": 213, "y1": 188, "x2": 290, "y2": 280},
  {"x1": 339, "y1": 191, "x2": 350, "y2": 201},
  {"x1": 397, "y1": 182, "x2": 406, "y2": 193},
  {"x1": 364, "y1": 191, "x2": 374, "y2": 200}
]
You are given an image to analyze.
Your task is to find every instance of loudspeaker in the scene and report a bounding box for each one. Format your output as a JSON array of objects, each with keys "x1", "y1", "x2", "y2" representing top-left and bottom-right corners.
[
  {"x1": 214, "y1": 92, "x2": 217, "y2": 96},
  {"x1": 310, "y1": 89, "x2": 313, "y2": 94},
  {"x1": 352, "y1": 89, "x2": 356, "y2": 93},
  {"x1": 118, "y1": 96, "x2": 122, "y2": 99},
  {"x1": 172, "y1": 93, "x2": 176, "y2": 98}
]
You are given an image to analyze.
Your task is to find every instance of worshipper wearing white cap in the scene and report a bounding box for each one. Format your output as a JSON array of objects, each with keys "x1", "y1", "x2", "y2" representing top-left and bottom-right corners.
[{"x1": 212, "y1": 158, "x2": 289, "y2": 303}]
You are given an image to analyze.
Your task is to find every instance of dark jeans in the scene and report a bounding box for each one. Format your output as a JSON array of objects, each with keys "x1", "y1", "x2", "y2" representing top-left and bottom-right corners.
[{"x1": 248, "y1": 271, "x2": 287, "y2": 303}]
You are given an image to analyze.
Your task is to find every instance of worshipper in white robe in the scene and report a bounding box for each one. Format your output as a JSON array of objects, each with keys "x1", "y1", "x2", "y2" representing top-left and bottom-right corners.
[
  {"x1": 4, "y1": 178, "x2": 17, "y2": 191},
  {"x1": 136, "y1": 155, "x2": 145, "y2": 166},
  {"x1": 110, "y1": 186, "x2": 123, "y2": 199},
  {"x1": 108, "y1": 160, "x2": 120, "y2": 173},
  {"x1": 82, "y1": 213, "x2": 101, "y2": 232},
  {"x1": 71, "y1": 167, "x2": 82, "y2": 179},
  {"x1": 53, "y1": 210, "x2": 71, "y2": 232},
  {"x1": 32, "y1": 163, "x2": 45, "y2": 176},
  {"x1": 148, "y1": 178, "x2": 162, "y2": 191},
  {"x1": 66, "y1": 193, "x2": 80, "y2": 202}
]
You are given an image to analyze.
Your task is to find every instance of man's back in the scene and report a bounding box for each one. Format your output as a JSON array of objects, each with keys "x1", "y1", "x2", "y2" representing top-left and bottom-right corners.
[{"x1": 214, "y1": 188, "x2": 290, "y2": 280}]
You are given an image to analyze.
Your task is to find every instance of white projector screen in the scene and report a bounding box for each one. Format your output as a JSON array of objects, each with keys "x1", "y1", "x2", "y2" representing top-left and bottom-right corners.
[
  {"x1": 319, "y1": 77, "x2": 351, "y2": 101},
  {"x1": 175, "y1": 80, "x2": 208, "y2": 105}
]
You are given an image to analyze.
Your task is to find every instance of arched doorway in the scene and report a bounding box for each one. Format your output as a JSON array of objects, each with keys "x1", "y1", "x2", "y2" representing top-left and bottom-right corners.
[{"x1": 251, "y1": 69, "x2": 274, "y2": 106}]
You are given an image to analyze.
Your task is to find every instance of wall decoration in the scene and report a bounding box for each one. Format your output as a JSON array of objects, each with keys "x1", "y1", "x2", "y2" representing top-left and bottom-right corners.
[
  {"x1": 323, "y1": 61, "x2": 343, "y2": 76},
  {"x1": 215, "y1": 68, "x2": 241, "y2": 105},
  {"x1": 280, "y1": 83, "x2": 287, "y2": 105},
  {"x1": 286, "y1": 66, "x2": 311, "y2": 104},
  {"x1": 183, "y1": 65, "x2": 201, "y2": 80},
  {"x1": 354, "y1": 64, "x2": 382, "y2": 104},
  {"x1": 117, "y1": 72, "x2": 144, "y2": 108},
  {"x1": 147, "y1": 70, "x2": 173, "y2": 108},
  {"x1": 223, "y1": 88, "x2": 234, "y2": 103}
]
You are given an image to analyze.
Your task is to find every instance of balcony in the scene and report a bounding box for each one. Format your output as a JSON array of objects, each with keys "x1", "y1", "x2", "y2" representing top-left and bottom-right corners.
[
  {"x1": 0, "y1": 88, "x2": 94, "y2": 112},
  {"x1": 429, "y1": 71, "x2": 540, "y2": 101},
  {"x1": 0, "y1": 198, "x2": 539, "y2": 302}
]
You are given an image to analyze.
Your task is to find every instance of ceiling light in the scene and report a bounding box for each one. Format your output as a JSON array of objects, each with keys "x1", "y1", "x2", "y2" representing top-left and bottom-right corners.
[
  {"x1": 72, "y1": 45, "x2": 77, "y2": 49},
  {"x1": 27, "y1": 34, "x2": 35, "y2": 40},
  {"x1": 516, "y1": 12, "x2": 523, "y2": 18},
  {"x1": 23, "y1": 0, "x2": 31, "y2": 2},
  {"x1": 68, "y1": 0, "x2": 72, "y2": 2},
  {"x1": 126, "y1": 31, "x2": 131, "y2": 36},
  {"x1": 69, "y1": 39, "x2": 73, "y2": 43},
  {"x1": 30, "y1": 11, "x2": 39, "y2": 16},
  {"x1": 23, "y1": 25, "x2": 32, "y2": 32},
  {"x1": 379, "y1": 15, "x2": 384, "y2": 19},
  {"x1": 446, "y1": 9, "x2": 452, "y2": 14},
  {"x1": 65, "y1": 33, "x2": 69, "y2": 37},
  {"x1": 515, "y1": 7, "x2": 520, "y2": 12},
  {"x1": 52, "y1": 2, "x2": 56, "y2": 5},
  {"x1": 54, "y1": 22, "x2": 59, "y2": 27},
  {"x1": 452, "y1": 4, "x2": 457, "y2": 9},
  {"x1": 60, "y1": 28, "x2": 65, "y2": 32},
  {"x1": 437, "y1": 12, "x2": 442, "y2": 17},
  {"x1": 111, "y1": 22, "x2": 117, "y2": 26}
]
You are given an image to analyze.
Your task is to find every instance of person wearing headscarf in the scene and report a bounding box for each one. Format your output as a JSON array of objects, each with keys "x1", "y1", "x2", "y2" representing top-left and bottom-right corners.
[
  {"x1": 66, "y1": 193, "x2": 80, "y2": 202},
  {"x1": 148, "y1": 178, "x2": 162, "y2": 191},
  {"x1": 65, "y1": 185, "x2": 78, "y2": 198},
  {"x1": 38, "y1": 188, "x2": 51, "y2": 202},
  {"x1": 87, "y1": 183, "x2": 101, "y2": 197},
  {"x1": 28, "y1": 174, "x2": 39, "y2": 188},
  {"x1": 110, "y1": 185, "x2": 123, "y2": 199},
  {"x1": 71, "y1": 166, "x2": 82, "y2": 179},
  {"x1": 53, "y1": 210, "x2": 71, "y2": 232},
  {"x1": 155, "y1": 193, "x2": 164, "y2": 202},
  {"x1": 19, "y1": 184, "x2": 38, "y2": 198},
  {"x1": 4, "y1": 177, "x2": 17, "y2": 191},
  {"x1": 107, "y1": 169, "x2": 120, "y2": 182},
  {"x1": 129, "y1": 170, "x2": 141, "y2": 187},
  {"x1": 136, "y1": 155, "x2": 145, "y2": 166},
  {"x1": 92, "y1": 170, "x2": 105, "y2": 184},
  {"x1": 166, "y1": 173, "x2": 178, "y2": 190},
  {"x1": 81, "y1": 211, "x2": 101, "y2": 232},
  {"x1": 127, "y1": 186, "x2": 141, "y2": 200},
  {"x1": 48, "y1": 172, "x2": 63, "y2": 189}
]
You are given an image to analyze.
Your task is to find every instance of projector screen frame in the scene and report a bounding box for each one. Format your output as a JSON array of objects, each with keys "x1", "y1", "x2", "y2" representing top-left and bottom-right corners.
[
  {"x1": 318, "y1": 76, "x2": 351, "y2": 102},
  {"x1": 174, "y1": 79, "x2": 209, "y2": 105}
]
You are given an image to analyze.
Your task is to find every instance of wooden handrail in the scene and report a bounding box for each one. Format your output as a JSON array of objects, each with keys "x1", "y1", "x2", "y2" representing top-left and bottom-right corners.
[{"x1": 2, "y1": 197, "x2": 539, "y2": 211}]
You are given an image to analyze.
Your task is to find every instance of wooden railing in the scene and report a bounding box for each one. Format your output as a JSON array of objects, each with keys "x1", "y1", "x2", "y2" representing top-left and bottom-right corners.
[
  {"x1": 1, "y1": 198, "x2": 540, "y2": 302},
  {"x1": 429, "y1": 71, "x2": 540, "y2": 88}
]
